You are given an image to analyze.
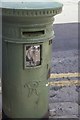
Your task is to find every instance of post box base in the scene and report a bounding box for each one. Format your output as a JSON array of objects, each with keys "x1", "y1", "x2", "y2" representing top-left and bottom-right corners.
[
  {"x1": 2, "y1": 110, "x2": 49, "y2": 120},
  {"x1": 41, "y1": 111, "x2": 49, "y2": 120}
]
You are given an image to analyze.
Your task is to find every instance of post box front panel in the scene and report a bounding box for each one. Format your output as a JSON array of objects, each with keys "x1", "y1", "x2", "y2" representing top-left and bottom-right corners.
[{"x1": 2, "y1": 39, "x2": 53, "y2": 118}]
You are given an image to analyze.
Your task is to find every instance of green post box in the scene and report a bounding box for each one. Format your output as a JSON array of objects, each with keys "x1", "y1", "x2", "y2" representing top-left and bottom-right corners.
[{"x1": 2, "y1": 1, "x2": 63, "y2": 119}]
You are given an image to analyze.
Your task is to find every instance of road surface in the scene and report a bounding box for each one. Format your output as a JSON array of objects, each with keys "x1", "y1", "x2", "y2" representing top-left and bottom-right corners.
[{"x1": 49, "y1": 23, "x2": 79, "y2": 119}]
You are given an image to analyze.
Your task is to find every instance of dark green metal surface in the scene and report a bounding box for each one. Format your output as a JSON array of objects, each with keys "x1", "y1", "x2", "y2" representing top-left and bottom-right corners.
[{"x1": 2, "y1": 2, "x2": 63, "y2": 118}]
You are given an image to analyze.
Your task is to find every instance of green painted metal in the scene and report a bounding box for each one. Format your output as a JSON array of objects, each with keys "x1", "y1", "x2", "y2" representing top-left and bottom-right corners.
[{"x1": 2, "y1": 2, "x2": 63, "y2": 119}]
